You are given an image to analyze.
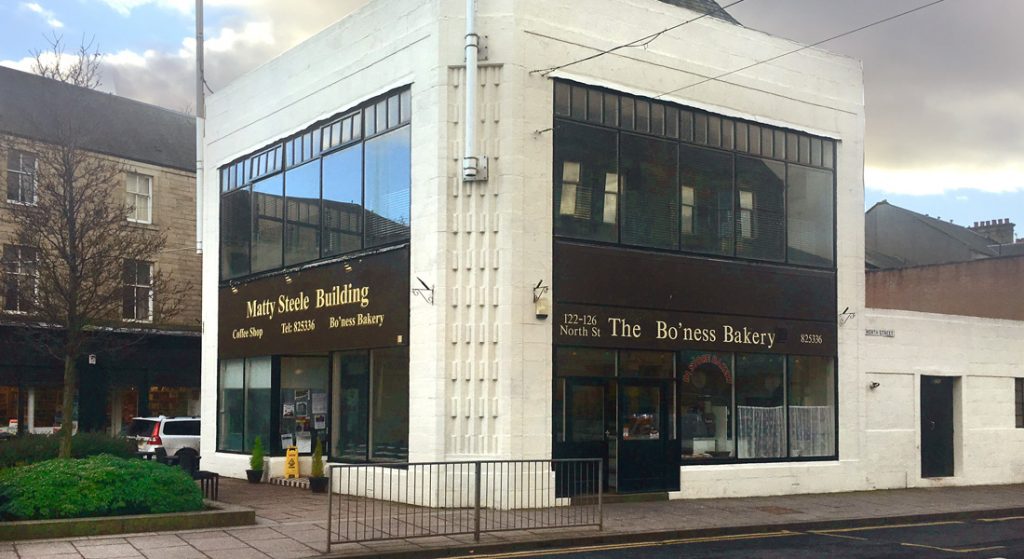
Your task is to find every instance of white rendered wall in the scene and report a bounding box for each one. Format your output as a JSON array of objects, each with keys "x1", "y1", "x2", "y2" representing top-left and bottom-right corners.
[
  {"x1": 501, "y1": 0, "x2": 866, "y2": 497},
  {"x1": 200, "y1": 0, "x2": 448, "y2": 475},
  {"x1": 861, "y1": 309, "x2": 1024, "y2": 489}
]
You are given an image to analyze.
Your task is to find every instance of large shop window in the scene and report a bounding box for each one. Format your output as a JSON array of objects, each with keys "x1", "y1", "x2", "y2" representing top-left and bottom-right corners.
[
  {"x1": 280, "y1": 357, "x2": 329, "y2": 454},
  {"x1": 553, "y1": 81, "x2": 835, "y2": 268},
  {"x1": 557, "y1": 348, "x2": 837, "y2": 464},
  {"x1": 330, "y1": 347, "x2": 409, "y2": 462},
  {"x1": 219, "y1": 88, "x2": 411, "y2": 280},
  {"x1": 218, "y1": 357, "x2": 272, "y2": 453}
]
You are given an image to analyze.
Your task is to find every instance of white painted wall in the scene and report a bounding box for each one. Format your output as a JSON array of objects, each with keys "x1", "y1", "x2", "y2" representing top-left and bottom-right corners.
[
  {"x1": 861, "y1": 309, "x2": 1024, "y2": 490},
  {"x1": 198, "y1": 0, "x2": 1024, "y2": 501}
]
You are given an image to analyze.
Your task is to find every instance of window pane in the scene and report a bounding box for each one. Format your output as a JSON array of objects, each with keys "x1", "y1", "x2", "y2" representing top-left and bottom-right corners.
[
  {"x1": 555, "y1": 347, "x2": 615, "y2": 377},
  {"x1": 322, "y1": 144, "x2": 363, "y2": 257},
  {"x1": 680, "y1": 351, "x2": 734, "y2": 461},
  {"x1": 571, "y1": 86, "x2": 587, "y2": 120},
  {"x1": 651, "y1": 103, "x2": 665, "y2": 136},
  {"x1": 364, "y1": 126, "x2": 411, "y2": 247},
  {"x1": 244, "y1": 357, "x2": 272, "y2": 454},
  {"x1": 602, "y1": 93, "x2": 618, "y2": 127},
  {"x1": 568, "y1": 384, "x2": 605, "y2": 442},
  {"x1": 722, "y1": 120, "x2": 734, "y2": 150},
  {"x1": 334, "y1": 351, "x2": 369, "y2": 462},
  {"x1": 251, "y1": 175, "x2": 284, "y2": 273},
  {"x1": 619, "y1": 350, "x2": 673, "y2": 378},
  {"x1": 823, "y1": 140, "x2": 834, "y2": 168},
  {"x1": 788, "y1": 355, "x2": 835, "y2": 457},
  {"x1": 553, "y1": 122, "x2": 618, "y2": 242},
  {"x1": 811, "y1": 138, "x2": 822, "y2": 167},
  {"x1": 799, "y1": 135, "x2": 811, "y2": 164},
  {"x1": 364, "y1": 106, "x2": 376, "y2": 136},
  {"x1": 620, "y1": 97, "x2": 634, "y2": 130},
  {"x1": 749, "y1": 124, "x2": 761, "y2": 155},
  {"x1": 665, "y1": 106, "x2": 679, "y2": 138},
  {"x1": 736, "y1": 122, "x2": 748, "y2": 152},
  {"x1": 707, "y1": 115, "x2": 721, "y2": 147},
  {"x1": 370, "y1": 346, "x2": 409, "y2": 461},
  {"x1": 587, "y1": 91, "x2": 603, "y2": 124},
  {"x1": 279, "y1": 357, "x2": 330, "y2": 455},
  {"x1": 694, "y1": 113, "x2": 708, "y2": 144},
  {"x1": 680, "y1": 110, "x2": 694, "y2": 142},
  {"x1": 735, "y1": 157, "x2": 785, "y2": 261},
  {"x1": 375, "y1": 101, "x2": 387, "y2": 133},
  {"x1": 284, "y1": 160, "x2": 321, "y2": 266},
  {"x1": 218, "y1": 360, "x2": 245, "y2": 452},
  {"x1": 399, "y1": 89, "x2": 412, "y2": 123},
  {"x1": 736, "y1": 353, "x2": 784, "y2": 459},
  {"x1": 220, "y1": 187, "x2": 252, "y2": 279},
  {"x1": 787, "y1": 165, "x2": 834, "y2": 267},
  {"x1": 387, "y1": 94, "x2": 400, "y2": 128},
  {"x1": 679, "y1": 145, "x2": 733, "y2": 256},
  {"x1": 635, "y1": 100, "x2": 650, "y2": 133},
  {"x1": 775, "y1": 130, "x2": 787, "y2": 160},
  {"x1": 621, "y1": 134, "x2": 678, "y2": 249},
  {"x1": 786, "y1": 132, "x2": 799, "y2": 162}
]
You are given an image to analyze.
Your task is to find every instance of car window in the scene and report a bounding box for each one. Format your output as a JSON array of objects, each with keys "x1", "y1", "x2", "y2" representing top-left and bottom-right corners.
[
  {"x1": 163, "y1": 420, "x2": 200, "y2": 436},
  {"x1": 127, "y1": 419, "x2": 158, "y2": 437}
]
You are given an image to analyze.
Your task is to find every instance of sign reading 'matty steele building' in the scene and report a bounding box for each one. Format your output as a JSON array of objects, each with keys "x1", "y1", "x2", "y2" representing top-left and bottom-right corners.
[{"x1": 219, "y1": 249, "x2": 409, "y2": 358}]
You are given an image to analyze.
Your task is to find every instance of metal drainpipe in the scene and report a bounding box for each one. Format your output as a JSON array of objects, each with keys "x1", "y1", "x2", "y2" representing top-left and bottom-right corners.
[
  {"x1": 462, "y1": 0, "x2": 479, "y2": 181},
  {"x1": 195, "y1": 0, "x2": 205, "y2": 254}
]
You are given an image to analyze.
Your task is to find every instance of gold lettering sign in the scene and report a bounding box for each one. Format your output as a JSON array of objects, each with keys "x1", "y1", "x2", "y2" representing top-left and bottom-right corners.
[{"x1": 219, "y1": 249, "x2": 409, "y2": 359}]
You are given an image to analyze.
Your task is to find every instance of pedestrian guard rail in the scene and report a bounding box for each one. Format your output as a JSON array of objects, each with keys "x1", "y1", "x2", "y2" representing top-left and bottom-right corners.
[{"x1": 326, "y1": 458, "x2": 602, "y2": 550}]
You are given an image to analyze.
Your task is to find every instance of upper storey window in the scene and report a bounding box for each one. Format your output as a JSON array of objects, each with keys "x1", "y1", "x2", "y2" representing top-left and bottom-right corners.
[
  {"x1": 553, "y1": 81, "x2": 836, "y2": 268},
  {"x1": 219, "y1": 88, "x2": 411, "y2": 281},
  {"x1": 7, "y1": 150, "x2": 36, "y2": 205}
]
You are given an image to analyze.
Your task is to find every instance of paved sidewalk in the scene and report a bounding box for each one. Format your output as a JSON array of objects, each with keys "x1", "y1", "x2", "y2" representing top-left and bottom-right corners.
[{"x1": 7, "y1": 480, "x2": 1024, "y2": 559}]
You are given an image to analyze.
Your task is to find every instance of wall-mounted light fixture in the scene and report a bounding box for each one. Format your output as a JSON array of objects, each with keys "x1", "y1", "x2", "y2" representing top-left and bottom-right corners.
[
  {"x1": 869, "y1": 381, "x2": 880, "y2": 390},
  {"x1": 839, "y1": 306, "x2": 856, "y2": 326},
  {"x1": 533, "y1": 280, "x2": 550, "y2": 320},
  {"x1": 412, "y1": 277, "x2": 434, "y2": 305}
]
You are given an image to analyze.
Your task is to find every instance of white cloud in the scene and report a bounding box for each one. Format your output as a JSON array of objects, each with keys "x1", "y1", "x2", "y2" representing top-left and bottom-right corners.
[
  {"x1": 866, "y1": 165, "x2": 1024, "y2": 196},
  {"x1": 22, "y1": 2, "x2": 64, "y2": 28}
]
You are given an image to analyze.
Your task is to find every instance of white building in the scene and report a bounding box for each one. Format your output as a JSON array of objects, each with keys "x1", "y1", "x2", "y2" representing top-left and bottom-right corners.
[{"x1": 199, "y1": 0, "x2": 1024, "y2": 498}]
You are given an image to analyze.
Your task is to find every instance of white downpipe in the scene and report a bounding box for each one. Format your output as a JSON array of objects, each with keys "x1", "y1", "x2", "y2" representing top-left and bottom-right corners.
[
  {"x1": 462, "y1": 0, "x2": 479, "y2": 181},
  {"x1": 194, "y1": 0, "x2": 205, "y2": 254}
]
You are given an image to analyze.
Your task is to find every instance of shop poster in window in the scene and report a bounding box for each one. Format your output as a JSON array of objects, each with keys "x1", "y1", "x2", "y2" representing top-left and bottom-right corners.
[
  {"x1": 295, "y1": 401, "x2": 309, "y2": 418},
  {"x1": 296, "y1": 431, "x2": 312, "y2": 453},
  {"x1": 312, "y1": 392, "x2": 327, "y2": 414},
  {"x1": 282, "y1": 403, "x2": 295, "y2": 418},
  {"x1": 294, "y1": 389, "x2": 310, "y2": 402},
  {"x1": 314, "y1": 414, "x2": 326, "y2": 430},
  {"x1": 280, "y1": 433, "x2": 295, "y2": 448}
]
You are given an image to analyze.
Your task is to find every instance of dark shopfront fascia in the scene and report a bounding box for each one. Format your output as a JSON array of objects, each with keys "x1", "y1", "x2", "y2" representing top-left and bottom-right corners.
[
  {"x1": 552, "y1": 244, "x2": 838, "y2": 493},
  {"x1": 550, "y1": 81, "x2": 839, "y2": 493},
  {"x1": 216, "y1": 247, "x2": 410, "y2": 461}
]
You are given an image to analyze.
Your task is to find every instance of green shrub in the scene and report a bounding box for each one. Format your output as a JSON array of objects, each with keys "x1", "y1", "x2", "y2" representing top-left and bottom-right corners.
[
  {"x1": 0, "y1": 433, "x2": 136, "y2": 469},
  {"x1": 0, "y1": 454, "x2": 204, "y2": 520},
  {"x1": 311, "y1": 439, "x2": 324, "y2": 478},
  {"x1": 249, "y1": 436, "x2": 264, "y2": 471}
]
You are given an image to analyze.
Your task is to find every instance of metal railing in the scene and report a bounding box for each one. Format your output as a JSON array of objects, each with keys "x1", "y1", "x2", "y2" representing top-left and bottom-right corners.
[{"x1": 326, "y1": 458, "x2": 602, "y2": 550}]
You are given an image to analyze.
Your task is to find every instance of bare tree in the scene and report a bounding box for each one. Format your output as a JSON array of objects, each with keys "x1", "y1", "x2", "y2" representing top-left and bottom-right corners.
[{"x1": 1, "y1": 37, "x2": 186, "y2": 457}]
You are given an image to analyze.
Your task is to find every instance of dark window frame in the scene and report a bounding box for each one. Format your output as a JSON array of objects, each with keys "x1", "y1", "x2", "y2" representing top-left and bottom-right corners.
[
  {"x1": 122, "y1": 259, "x2": 154, "y2": 322},
  {"x1": 552, "y1": 346, "x2": 839, "y2": 466},
  {"x1": 2, "y1": 244, "x2": 38, "y2": 314},
  {"x1": 6, "y1": 149, "x2": 37, "y2": 205},
  {"x1": 552, "y1": 80, "x2": 837, "y2": 270},
  {"x1": 218, "y1": 87, "x2": 411, "y2": 282}
]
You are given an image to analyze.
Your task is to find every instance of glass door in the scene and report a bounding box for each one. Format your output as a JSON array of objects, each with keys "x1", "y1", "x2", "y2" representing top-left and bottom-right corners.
[{"x1": 617, "y1": 380, "x2": 677, "y2": 492}]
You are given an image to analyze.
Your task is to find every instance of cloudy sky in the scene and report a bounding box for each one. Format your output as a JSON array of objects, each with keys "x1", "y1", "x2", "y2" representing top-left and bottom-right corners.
[{"x1": 1, "y1": 0, "x2": 1021, "y2": 237}]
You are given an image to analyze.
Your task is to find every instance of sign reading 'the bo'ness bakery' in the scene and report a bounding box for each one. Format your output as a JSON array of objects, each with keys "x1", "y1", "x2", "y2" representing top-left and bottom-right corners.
[{"x1": 218, "y1": 248, "x2": 409, "y2": 358}]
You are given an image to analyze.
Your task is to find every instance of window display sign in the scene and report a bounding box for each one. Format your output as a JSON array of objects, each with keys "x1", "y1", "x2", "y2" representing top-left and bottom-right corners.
[
  {"x1": 556, "y1": 303, "x2": 835, "y2": 356},
  {"x1": 218, "y1": 248, "x2": 409, "y2": 358}
]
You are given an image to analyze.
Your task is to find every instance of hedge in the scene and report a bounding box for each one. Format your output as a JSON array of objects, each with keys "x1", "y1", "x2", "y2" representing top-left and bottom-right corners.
[
  {"x1": 0, "y1": 455, "x2": 204, "y2": 520},
  {"x1": 0, "y1": 433, "x2": 136, "y2": 468}
]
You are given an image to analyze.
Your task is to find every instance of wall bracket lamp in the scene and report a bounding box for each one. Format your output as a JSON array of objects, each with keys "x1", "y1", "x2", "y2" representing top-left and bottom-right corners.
[
  {"x1": 839, "y1": 306, "x2": 856, "y2": 326},
  {"x1": 532, "y1": 280, "x2": 549, "y2": 303},
  {"x1": 412, "y1": 277, "x2": 434, "y2": 305}
]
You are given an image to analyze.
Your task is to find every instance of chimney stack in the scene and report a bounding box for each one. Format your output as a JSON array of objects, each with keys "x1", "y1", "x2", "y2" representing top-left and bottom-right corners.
[{"x1": 969, "y1": 218, "x2": 1015, "y2": 245}]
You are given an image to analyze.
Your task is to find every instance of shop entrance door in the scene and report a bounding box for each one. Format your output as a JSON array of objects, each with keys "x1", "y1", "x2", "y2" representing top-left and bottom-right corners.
[
  {"x1": 560, "y1": 379, "x2": 614, "y2": 492},
  {"x1": 921, "y1": 376, "x2": 955, "y2": 478},
  {"x1": 617, "y1": 380, "x2": 678, "y2": 492}
]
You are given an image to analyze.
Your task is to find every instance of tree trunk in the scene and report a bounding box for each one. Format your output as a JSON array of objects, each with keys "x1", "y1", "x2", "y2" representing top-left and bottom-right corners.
[{"x1": 58, "y1": 353, "x2": 77, "y2": 458}]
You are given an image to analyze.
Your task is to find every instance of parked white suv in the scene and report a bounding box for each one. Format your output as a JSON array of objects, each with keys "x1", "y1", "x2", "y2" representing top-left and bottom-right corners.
[{"x1": 127, "y1": 416, "x2": 200, "y2": 461}]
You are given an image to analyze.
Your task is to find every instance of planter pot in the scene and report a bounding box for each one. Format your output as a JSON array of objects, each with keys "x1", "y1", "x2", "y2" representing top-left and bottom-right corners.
[
  {"x1": 245, "y1": 469, "x2": 263, "y2": 484},
  {"x1": 309, "y1": 476, "x2": 328, "y2": 493}
]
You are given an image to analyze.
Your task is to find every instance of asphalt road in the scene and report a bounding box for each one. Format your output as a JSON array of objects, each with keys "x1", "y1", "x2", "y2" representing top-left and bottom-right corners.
[{"x1": 465, "y1": 516, "x2": 1024, "y2": 559}]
